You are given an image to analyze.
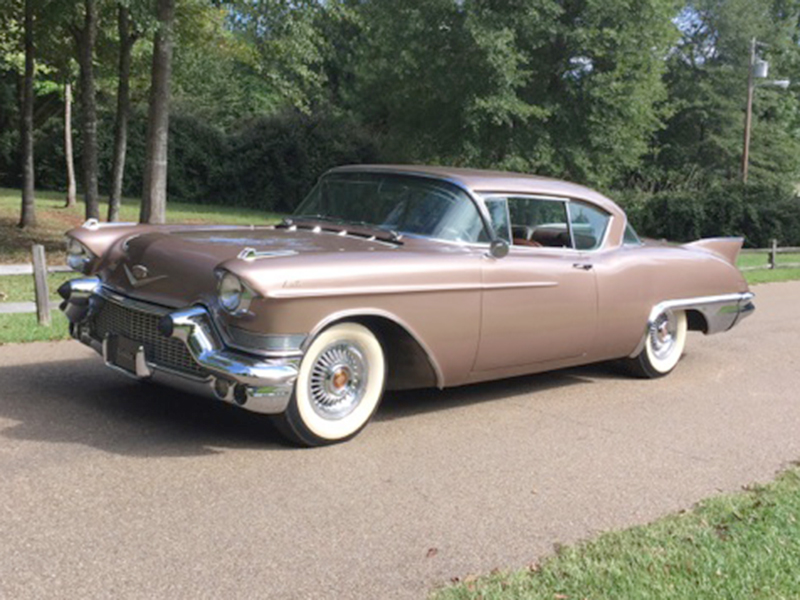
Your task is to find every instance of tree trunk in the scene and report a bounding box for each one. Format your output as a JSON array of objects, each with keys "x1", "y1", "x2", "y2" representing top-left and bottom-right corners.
[
  {"x1": 19, "y1": 0, "x2": 36, "y2": 229},
  {"x1": 76, "y1": 0, "x2": 99, "y2": 220},
  {"x1": 64, "y1": 81, "x2": 77, "y2": 208},
  {"x1": 140, "y1": 0, "x2": 175, "y2": 225},
  {"x1": 108, "y1": 5, "x2": 135, "y2": 222}
]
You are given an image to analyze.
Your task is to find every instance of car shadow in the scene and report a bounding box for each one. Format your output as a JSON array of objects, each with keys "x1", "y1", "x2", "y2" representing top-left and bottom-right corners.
[
  {"x1": 375, "y1": 361, "x2": 626, "y2": 422},
  {"x1": 0, "y1": 358, "x2": 289, "y2": 456},
  {"x1": 0, "y1": 356, "x2": 630, "y2": 456}
]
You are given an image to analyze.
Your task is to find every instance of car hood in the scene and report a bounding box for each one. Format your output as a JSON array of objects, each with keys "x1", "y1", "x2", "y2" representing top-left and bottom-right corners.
[{"x1": 96, "y1": 225, "x2": 468, "y2": 307}]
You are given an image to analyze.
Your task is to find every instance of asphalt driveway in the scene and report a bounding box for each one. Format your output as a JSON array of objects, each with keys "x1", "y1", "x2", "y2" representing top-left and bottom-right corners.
[{"x1": 1, "y1": 281, "x2": 798, "y2": 599}]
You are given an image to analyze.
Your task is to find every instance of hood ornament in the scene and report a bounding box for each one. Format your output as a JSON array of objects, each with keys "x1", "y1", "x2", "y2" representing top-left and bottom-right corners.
[{"x1": 123, "y1": 263, "x2": 167, "y2": 288}]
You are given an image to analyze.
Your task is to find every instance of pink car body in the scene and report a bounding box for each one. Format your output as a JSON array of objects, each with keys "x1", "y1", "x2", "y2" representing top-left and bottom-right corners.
[{"x1": 60, "y1": 165, "x2": 754, "y2": 445}]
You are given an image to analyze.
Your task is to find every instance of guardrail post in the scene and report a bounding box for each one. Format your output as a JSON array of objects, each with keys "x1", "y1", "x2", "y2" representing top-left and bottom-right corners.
[
  {"x1": 32, "y1": 244, "x2": 51, "y2": 326},
  {"x1": 769, "y1": 239, "x2": 777, "y2": 270}
]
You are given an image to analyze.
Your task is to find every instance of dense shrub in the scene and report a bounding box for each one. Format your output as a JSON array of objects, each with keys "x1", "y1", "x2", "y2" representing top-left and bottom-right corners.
[
  {"x1": 209, "y1": 112, "x2": 380, "y2": 213},
  {"x1": 614, "y1": 182, "x2": 800, "y2": 247},
  {"x1": 4, "y1": 109, "x2": 379, "y2": 214}
]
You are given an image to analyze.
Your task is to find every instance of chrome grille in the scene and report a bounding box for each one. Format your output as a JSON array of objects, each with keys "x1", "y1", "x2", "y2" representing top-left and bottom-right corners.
[{"x1": 92, "y1": 300, "x2": 207, "y2": 378}]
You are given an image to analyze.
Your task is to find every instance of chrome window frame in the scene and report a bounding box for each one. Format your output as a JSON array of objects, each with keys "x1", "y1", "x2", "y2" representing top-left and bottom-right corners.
[
  {"x1": 567, "y1": 199, "x2": 613, "y2": 252},
  {"x1": 478, "y1": 194, "x2": 581, "y2": 253},
  {"x1": 295, "y1": 172, "x2": 494, "y2": 245}
]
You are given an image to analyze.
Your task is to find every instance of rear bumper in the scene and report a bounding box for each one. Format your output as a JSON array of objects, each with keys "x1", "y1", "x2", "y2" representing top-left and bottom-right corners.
[
  {"x1": 59, "y1": 278, "x2": 298, "y2": 415},
  {"x1": 649, "y1": 291, "x2": 756, "y2": 335},
  {"x1": 629, "y1": 291, "x2": 755, "y2": 358}
]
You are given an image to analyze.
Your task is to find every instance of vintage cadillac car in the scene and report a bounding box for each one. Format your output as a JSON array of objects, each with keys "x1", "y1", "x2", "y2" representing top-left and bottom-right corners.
[{"x1": 59, "y1": 165, "x2": 754, "y2": 445}]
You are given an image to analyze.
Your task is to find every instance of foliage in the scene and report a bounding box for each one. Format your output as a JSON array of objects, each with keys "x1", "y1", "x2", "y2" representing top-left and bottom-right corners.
[
  {"x1": 2, "y1": 0, "x2": 800, "y2": 231},
  {"x1": 616, "y1": 181, "x2": 800, "y2": 246},
  {"x1": 350, "y1": 0, "x2": 680, "y2": 187},
  {"x1": 633, "y1": 0, "x2": 800, "y2": 190},
  {"x1": 208, "y1": 111, "x2": 379, "y2": 212}
]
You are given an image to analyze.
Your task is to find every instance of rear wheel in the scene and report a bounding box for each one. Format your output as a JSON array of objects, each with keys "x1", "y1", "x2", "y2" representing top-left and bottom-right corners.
[
  {"x1": 273, "y1": 322, "x2": 386, "y2": 446},
  {"x1": 625, "y1": 309, "x2": 688, "y2": 378}
]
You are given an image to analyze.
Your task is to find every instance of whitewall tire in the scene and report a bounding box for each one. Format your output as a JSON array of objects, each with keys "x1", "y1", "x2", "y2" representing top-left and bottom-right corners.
[
  {"x1": 626, "y1": 309, "x2": 688, "y2": 378},
  {"x1": 274, "y1": 322, "x2": 386, "y2": 446}
]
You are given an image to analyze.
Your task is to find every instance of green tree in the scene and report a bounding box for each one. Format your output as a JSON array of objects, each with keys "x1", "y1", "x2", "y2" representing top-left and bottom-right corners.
[
  {"x1": 72, "y1": 0, "x2": 102, "y2": 220},
  {"x1": 348, "y1": 0, "x2": 680, "y2": 187},
  {"x1": 19, "y1": 0, "x2": 36, "y2": 228},
  {"x1": 643, "y1": 0, "x2": 800, "y2": 190},
  {"x1": 226, "y1": 0, "x2": 332, "y2": 112},
  {"x1": 107, "y1": 2, "x2": 143, "y2": 222},
  {"x1": 140, "y1": 0, "x2": 175, "y2": 224}
]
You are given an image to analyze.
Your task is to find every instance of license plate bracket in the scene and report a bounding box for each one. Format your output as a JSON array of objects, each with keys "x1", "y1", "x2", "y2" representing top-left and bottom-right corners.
[{"x1": 106, "y1": 335, "x2": 143, "y2": 375}]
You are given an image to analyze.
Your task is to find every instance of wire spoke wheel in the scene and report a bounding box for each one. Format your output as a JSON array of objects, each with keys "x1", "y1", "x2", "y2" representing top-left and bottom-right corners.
[
  {"x1": 308, "y1": 342, "x2": 368, "y2": 420},
  {"x1": 274, "y1": 322, "x2": 386, "y2": 446}
]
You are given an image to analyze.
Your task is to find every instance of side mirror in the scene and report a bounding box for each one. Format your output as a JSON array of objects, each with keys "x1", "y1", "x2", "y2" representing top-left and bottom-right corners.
[{"x1": 488, "y1": 239, "x2": 509, "y2": 259}]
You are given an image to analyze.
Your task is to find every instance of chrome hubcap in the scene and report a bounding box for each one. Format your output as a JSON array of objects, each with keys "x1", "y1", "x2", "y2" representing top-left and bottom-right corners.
[
  {"x1": 308, "y1": 342, "x2": 368, "y2": 420},
  {"x1": 650, "y1": 311, "x2": 678, "y2": 360}
]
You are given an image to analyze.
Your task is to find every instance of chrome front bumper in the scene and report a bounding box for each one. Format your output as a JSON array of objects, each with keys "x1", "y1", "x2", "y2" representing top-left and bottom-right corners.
[{"x1": 59, "y1": 278, "x2": 299, "y2": 415}]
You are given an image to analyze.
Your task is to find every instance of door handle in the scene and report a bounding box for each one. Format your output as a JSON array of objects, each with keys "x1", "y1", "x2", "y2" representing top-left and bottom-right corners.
[{"x1": 572, "y1": 263, "x2": 593, "y2": 271}]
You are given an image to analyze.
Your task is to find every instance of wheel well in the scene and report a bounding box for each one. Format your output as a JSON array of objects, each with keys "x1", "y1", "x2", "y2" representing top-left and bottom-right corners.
[
  {"x1": 329, "y1": 316, "x2": 439, "y2": 391},
  {"x1": 685, "y1": 309, "x2": 708, "y2": 333}
]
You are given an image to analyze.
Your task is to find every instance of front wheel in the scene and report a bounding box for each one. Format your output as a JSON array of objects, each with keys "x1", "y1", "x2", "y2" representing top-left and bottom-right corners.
[
  {"x1": 624, "y1": 309, "x2": 688, "y2": 378},
  {"x1": 273, "y1": 322, "x2": 386, "y2": 446}
]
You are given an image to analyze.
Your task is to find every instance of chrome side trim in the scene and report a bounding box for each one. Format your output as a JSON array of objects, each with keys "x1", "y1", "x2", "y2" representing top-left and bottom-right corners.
[
  {"x1": 225, "y1": 326, "x2": 306, "y2": 356},
  {"x1": 269, "y1": 280, "x2": 558, "y2": 300},
  {"x1": 647, "y1": 292, "x2": 755, "y2": 330},
  {"x1": 630, "y1": 292, "x2": 755, "y2": 358}
]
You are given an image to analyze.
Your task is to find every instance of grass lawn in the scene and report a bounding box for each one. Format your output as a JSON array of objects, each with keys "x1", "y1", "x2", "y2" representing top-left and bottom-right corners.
[
  {"x1": 432, "y1": 466, "x2": 800, "y2": 600},
  {"x1": 0, "y1": 312, "x2": 71, "y2": 344},
  {"x1": 0, "y1": 272, "x2": 74, "y2": 303},
  {"x1": 0, "y1": 187, "x2": 281, "y2": 264},
  {"x1": 738, "y1": 251, "x2": 800, "y2": 284}
]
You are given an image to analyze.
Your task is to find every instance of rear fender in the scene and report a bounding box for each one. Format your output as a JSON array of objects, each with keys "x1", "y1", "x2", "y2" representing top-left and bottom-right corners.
[{"x1": 683, "y1": 237, "x2": 744, "y2": 266}]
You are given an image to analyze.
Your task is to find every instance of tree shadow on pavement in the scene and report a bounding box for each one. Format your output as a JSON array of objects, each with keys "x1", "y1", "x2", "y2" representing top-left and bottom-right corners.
[{"x1": 0, "y1": 358, "x2": 289, "y2": 457}]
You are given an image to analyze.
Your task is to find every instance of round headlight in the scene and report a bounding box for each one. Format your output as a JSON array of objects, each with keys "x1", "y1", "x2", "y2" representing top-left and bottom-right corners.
[
  {"x1": 218, "y1": 272, "x2": 243, "y2": 312},
  {"x1": 65, "y1": 238, "x2": 93, "y2": 272}
]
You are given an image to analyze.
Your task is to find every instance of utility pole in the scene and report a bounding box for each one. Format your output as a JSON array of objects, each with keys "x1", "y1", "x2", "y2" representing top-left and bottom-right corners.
[
  {"x1": 741, "y1": 37, "x2": 756, "y2": 184},
  {"x1": 741, "y1": 39, "x2": 790, "y2": 183}
]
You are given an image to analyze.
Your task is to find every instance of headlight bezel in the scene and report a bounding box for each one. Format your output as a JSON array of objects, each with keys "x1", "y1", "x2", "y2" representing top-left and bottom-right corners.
[
  {"x1": 65, "y1": 237, "x2": 96, "y2": 274},
  {"x1": 217, "y1": 271, "x2": 254, "y2": 315}
]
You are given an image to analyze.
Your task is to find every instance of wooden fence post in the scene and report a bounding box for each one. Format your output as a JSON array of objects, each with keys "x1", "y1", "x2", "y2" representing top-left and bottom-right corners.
[
  {"x1": 769, "y1": 239, "x2": 777, "y2": 270},
  {"x1": 32, "y1": 244, "x2": 51, "y2": 326}
]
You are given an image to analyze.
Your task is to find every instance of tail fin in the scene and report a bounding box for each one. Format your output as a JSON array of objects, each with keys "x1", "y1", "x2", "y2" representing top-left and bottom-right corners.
[{"x1": 683, "y1": 237, "x2": 744, "y2": 266}]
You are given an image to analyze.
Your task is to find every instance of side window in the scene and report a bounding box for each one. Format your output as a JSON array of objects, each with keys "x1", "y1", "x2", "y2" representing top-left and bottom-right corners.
[
  {"x1": 507, "y1": 197, "x2": 571, "y2": 248},
  {"x1": 484, "y1": 197, "x2": 511, "y2": 242},
  {"x1": 567, "y1": 201, "x2": 610, "y2": 251},
  {"x1": 623, "y1": 223, "x2": 642, "y2": 246}
]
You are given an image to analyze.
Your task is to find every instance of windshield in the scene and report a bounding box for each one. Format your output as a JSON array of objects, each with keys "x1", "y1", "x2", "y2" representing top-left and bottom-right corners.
[{"x1": 294, "y1": 172, "x2": 488, "y2": 243}]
